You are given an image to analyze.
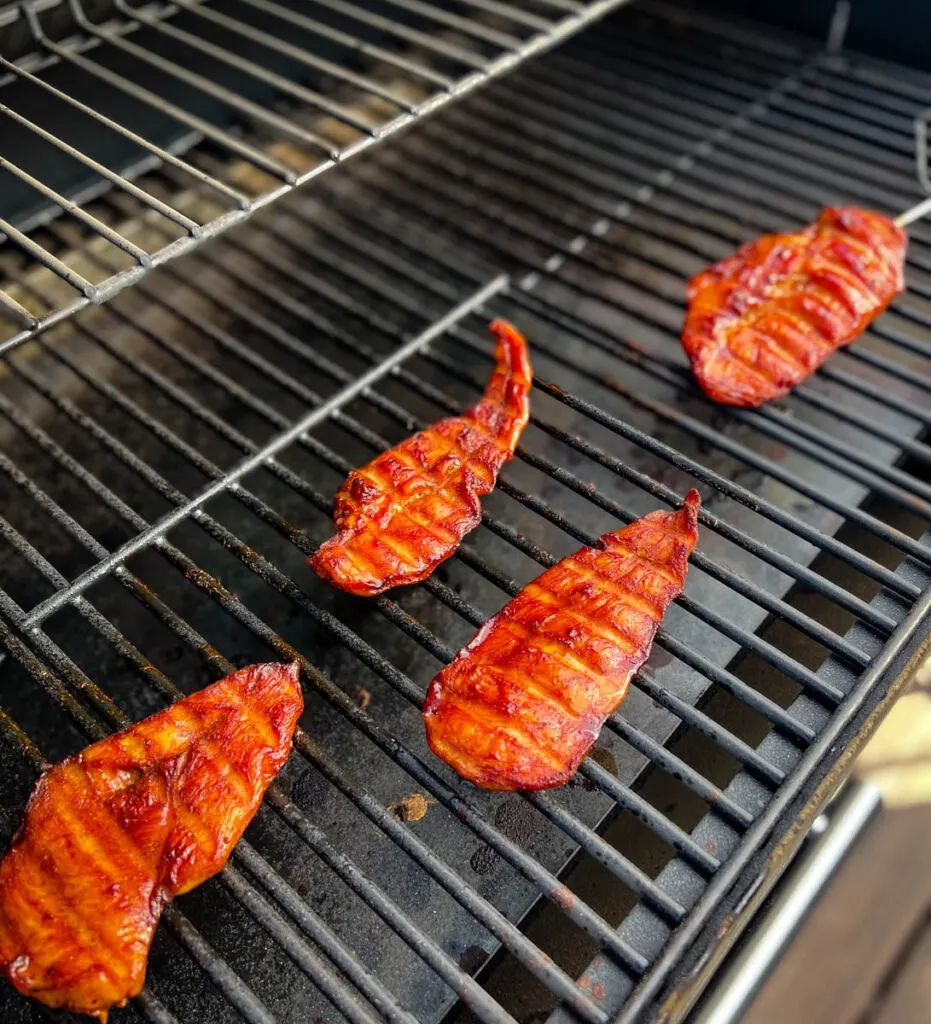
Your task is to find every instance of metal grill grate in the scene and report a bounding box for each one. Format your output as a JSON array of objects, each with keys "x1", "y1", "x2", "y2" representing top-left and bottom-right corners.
[
  {"x1": 0, "y1": 0, "x2": 625, "y2": 351},
  {"x1": 1, "y1": 2, "x2": 931, "y2": 1023}
]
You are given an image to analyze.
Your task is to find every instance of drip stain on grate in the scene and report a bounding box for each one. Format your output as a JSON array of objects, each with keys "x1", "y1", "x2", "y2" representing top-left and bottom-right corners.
[{"x1": 1, "y1": 2, "x2": 931, "y2": 1023}]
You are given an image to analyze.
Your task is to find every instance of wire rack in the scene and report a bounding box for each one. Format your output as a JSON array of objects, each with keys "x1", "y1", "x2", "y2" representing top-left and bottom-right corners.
[
  {"x1": 1, "y1": 1, "x2": 931, "y2": 1023},
  {"x1": 0, "y1": 0, "x2": 626, "y2": 351}
]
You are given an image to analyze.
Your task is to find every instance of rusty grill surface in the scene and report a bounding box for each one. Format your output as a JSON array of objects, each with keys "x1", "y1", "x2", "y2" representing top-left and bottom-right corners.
[{"x1": 1, "y1": 1, "x2": 931, "y2": 1023}]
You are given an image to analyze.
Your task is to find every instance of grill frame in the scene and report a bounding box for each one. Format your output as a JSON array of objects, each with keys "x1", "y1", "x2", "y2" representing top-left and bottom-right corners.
[{"x1": 0, "y1": 2, "x2": 931, "y2": 1023}]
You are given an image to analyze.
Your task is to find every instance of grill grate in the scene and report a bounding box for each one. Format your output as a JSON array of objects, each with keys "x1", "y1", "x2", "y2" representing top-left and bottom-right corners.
[
  {"x1": 1, "y1": 2, "x2": 931, "y2": 1023},
  {"x1": 0, "y1": 0, "x2": 625, "y2": 351}
]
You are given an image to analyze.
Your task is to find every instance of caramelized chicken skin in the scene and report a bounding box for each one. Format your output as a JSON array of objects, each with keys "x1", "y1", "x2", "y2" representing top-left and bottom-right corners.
[
  {"x1": 0, "y1": 661, "x2": 303, "y2": 1021},
  {"x1": 682, "y1": 207, "x2": 906, "y2": 407},
  {"x1": 309, "y1": 319, "x2": 532, "y2": 597},
  {"x1": 424, "y1": 492, "x2": 700, "y2": 790}
]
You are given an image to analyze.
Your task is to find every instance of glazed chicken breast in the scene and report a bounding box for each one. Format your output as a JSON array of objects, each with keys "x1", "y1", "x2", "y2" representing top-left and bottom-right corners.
[
  {"x1": 424, "y1": 492, "x2": 700, "y2": 790},
  {"x1": 0, "y1": 661, "x2": 303, "y2": 1021},
  {"x1": 309, "y1": 319, "x2": 532, "y2": 597},
  {"x1": 682, "y1": 207, "x2": 906, "y2": 407}
]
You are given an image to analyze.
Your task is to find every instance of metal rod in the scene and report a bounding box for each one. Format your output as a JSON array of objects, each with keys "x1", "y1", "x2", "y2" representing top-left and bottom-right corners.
[
  {"x1": 21, "y1": 274, "x2": 509, "y2": 627},
  {"x1": 0, "y1": 51, "x2": 250, "y2": 204},
  {"x1": 320, "y1": 174, "x2": 929, "y2": 584},
  {"x1": 71, "y1": 225, "x2": 806, "y2": 781},
  {"x1": 170, "y1": 0, "x2": 416, "y2": 111},
  {"x1": 115, "y1": 0, "x2": 383, "y2": 136},
  {"x1": 232, "y1": 0, "x2": 453, "y2": 88},
  {"x1": 0, "y1": 98, "x2": 203, "y2": 233},
  {"x1": 0, "y1": 153, "x2": 152, "y2": 265}
]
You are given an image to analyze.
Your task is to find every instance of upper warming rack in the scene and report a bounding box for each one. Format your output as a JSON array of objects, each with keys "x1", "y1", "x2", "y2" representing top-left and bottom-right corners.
[{"x1": 0, "y1": 0, "x2": 624, "y2": 350}]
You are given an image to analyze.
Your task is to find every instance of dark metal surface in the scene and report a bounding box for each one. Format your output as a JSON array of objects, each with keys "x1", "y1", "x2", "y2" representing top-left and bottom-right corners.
[{"x1": 0, "y1": 2, "x2": 930, "y2": 1023}]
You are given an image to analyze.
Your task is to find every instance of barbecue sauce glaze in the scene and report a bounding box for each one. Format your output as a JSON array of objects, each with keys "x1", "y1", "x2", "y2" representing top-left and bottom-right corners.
[
  {"x1": 0, "y1": 662, "x2": 303, "y2": 1021},
  {"x1": 309, "y1": 319, "x2": 532, "y2": 597},
  {"x1": 424, "y1": 492, "x2": 700, "y2": 790},
  {"x1": 682, "y1": 207, "x2": 906, "y2": 407}
]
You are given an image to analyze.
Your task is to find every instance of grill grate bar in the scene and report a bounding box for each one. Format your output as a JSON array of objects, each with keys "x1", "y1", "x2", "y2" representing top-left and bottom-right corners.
[
  {"x1": 0, "y1": 97, "x2": 203, "y2": 233},
  {"x1": 329, "y1": 173, "x2": 930, "y2": 587},
  {"x1": 0, "y1": 212, "x2": 97, "y2": 297},
  {"x1": 73, "y1": 15, "x2": 340, "y2": 157},
  {"x1": 0, "y1": 151, "x2": 152, "y2": 265},
  {"x1": 284, "y1": 202, "x2": 905, "y2": 637},
  {"x1": 169, "y1": 0, "x2": 418, "y2": 110},
  {"x1": 371, "y1": 150, "x2": 931, "y2": 521},
  {"x1": 44, "y1": 208, "x2": 824, "y2": 762},
  {"x1": 306, "y1": 0, "x2": 491, "y2": 66},
  {"x1": 0, "y1": 288, "x2": 39, "y2": 331},
  {"x1": 1, "y1": 320, "x2": 698, "y2": 924},
  {"x1": 31, "y1": 34, "x2": 300, "y2": 182},
  {"x1": 0, "y1": 321, "x2": 659, "y2": 1007},
  {"x1": 115, "y1": 0, "x2": 386, "y2": 137},
  {"x1": 21, "y1": 274, "x2": 509, "y2": 627},
  {"x1": 229, "y1": 0, "x2": 453, "y2": 87},
  {"x1": 454, "y1": 0, "x2": 555, "y2": 31},
  {"x1": 378, "y1": 0, "x2": 527, "y2": 48},
  {"x1": 0, "y1": 0, "x2": 632, "y2": 349},
  {"x1": 0, "y1": 51, "x2": 247, "y2": 207}
]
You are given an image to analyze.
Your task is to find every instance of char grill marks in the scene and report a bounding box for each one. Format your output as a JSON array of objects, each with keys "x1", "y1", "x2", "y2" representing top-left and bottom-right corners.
[
  {"x1": 423, "y1": 492, "x2": 701, "y2": 791},
  {"x1": 681, "y1": 207, "x2": 907, "y2": 407},
  {"x1": 0, "y1": 662, "x2": 303, "y2": 1022},
  {"x1": 309, "y1": 320, "x2": 532, "y2": 597}
]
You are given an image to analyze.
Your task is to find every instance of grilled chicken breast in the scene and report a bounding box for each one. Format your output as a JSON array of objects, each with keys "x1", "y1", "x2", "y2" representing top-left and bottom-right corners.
[
  {"x1": 309, "y1": 319, "x2": 532, "y2": 597},
  {"x1": 682, "y1": 207, "x2": 906, "y2": 407},
  {"x1": 0, "y1": 661, "x2": 303, "y2": 1021},
  {"x1": 424, "y1": 492, "x2": 700, "y2": 790}
]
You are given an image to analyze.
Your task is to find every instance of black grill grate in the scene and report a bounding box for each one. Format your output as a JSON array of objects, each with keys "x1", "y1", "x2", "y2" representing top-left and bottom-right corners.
[{"x1": 1, "y1": 2, "x2": 931, "y2": 1023}]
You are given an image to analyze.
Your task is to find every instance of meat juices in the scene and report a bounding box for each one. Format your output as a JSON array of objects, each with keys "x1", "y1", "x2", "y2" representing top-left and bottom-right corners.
[
  {"x1": 309, "y1": 319, "x2": 532, "y2": 597},
  {"x1": 682, "y1": 207, "x2": 906, "y2": 407},
  {"x1": 424, "y1": 492, "x2": 700, "y2": 791},
  {"x1": 0, "y1": 662, "x2": 303, "y2": 1021}
]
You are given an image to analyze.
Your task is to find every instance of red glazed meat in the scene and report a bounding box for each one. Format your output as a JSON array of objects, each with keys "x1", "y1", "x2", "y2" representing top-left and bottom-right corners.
[
  {"x1": 309, "y1": 319, "x2": 532, "y2": 597},
  {"x1": 682, "y1": 207, "x2": 906, "y2": 407},
  {"x1": 423, "y1": 491, "x2": 701, "y2": 790},
  {"x1": 0, "y1": 662, "x2": 303, "y2": 1021}
]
